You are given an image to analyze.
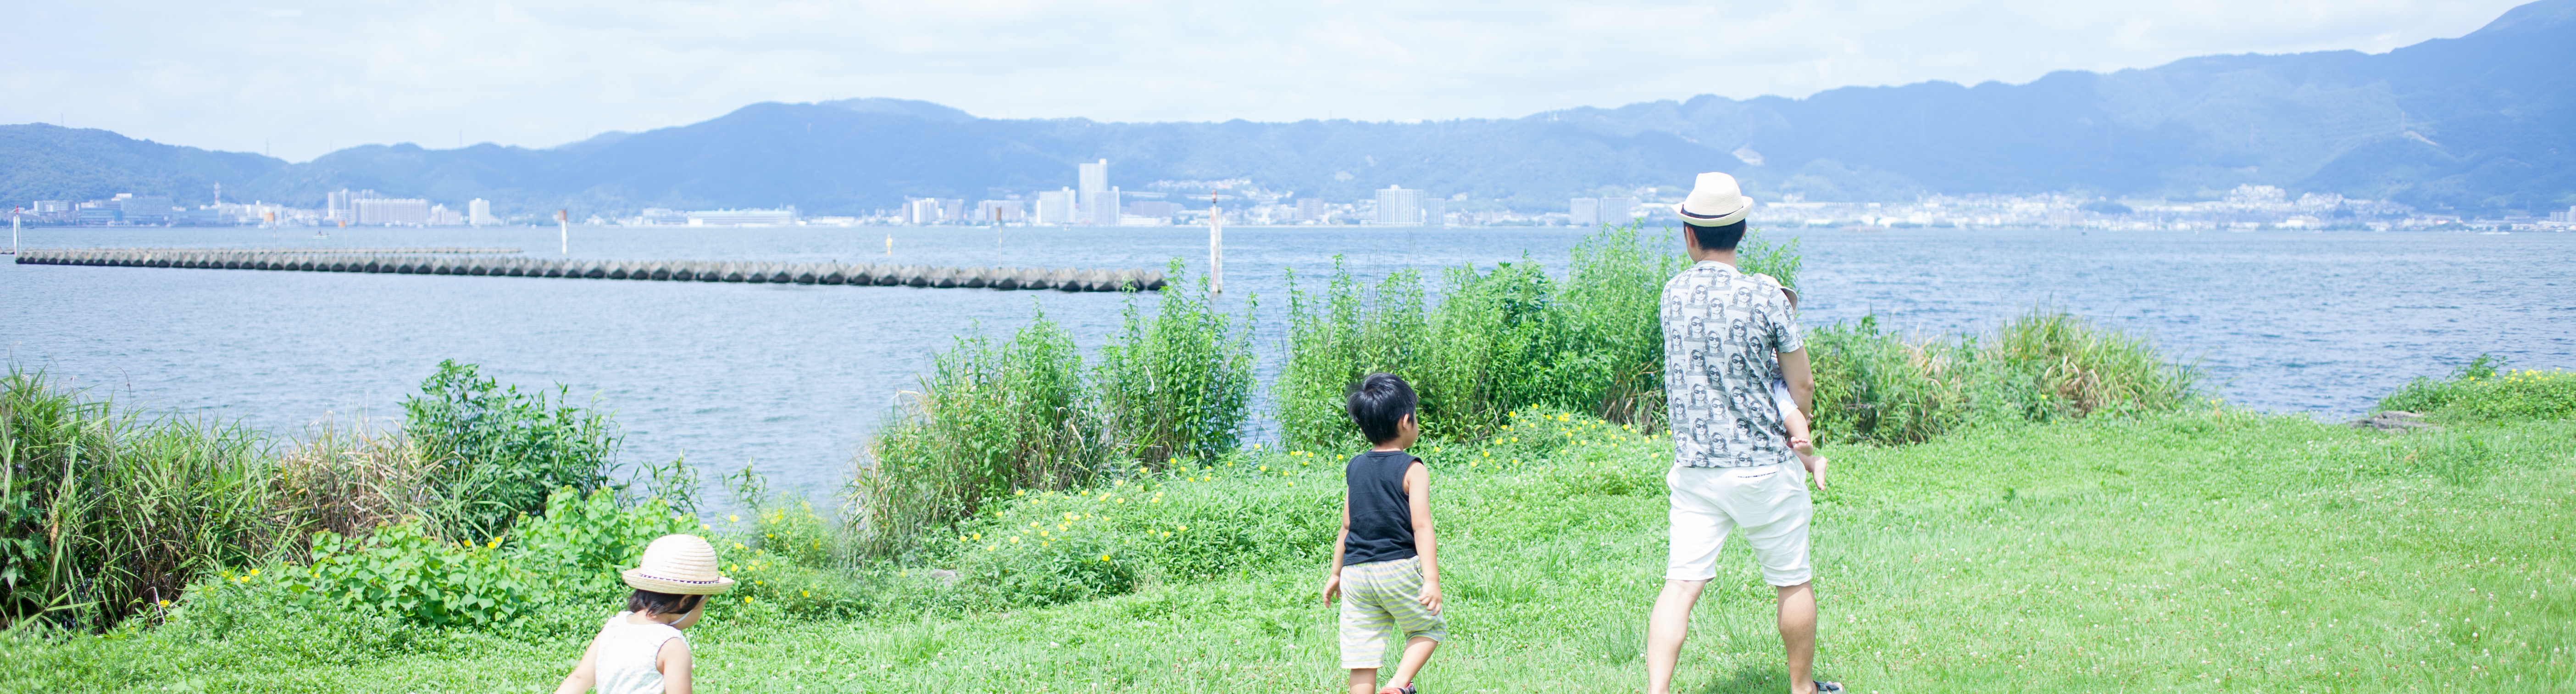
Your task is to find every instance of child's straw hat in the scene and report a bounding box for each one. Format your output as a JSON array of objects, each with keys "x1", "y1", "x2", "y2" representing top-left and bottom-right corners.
[{"x1": 621, "y1": 534, "x2": 737, "y2": 595}]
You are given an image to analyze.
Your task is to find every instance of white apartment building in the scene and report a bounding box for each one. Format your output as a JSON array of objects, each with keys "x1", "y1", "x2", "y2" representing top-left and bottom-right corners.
[
  {"x1": 907, "y1": 198, "x2": 944, "y2": 225},
  {"x1": 468, "y1": 199, "x2": 496, "y2": 226},
  {"x1": 1036, "y1": 189, "x2": 1077, "y2": 224},
  {"x1": 1373, "y1": 186, "x2": 1422, "y2": 226},
  {"x1": 1078, "y1": 159, "x2": 1109, "y2": 195},
  {"x1": 1082, "y1": 188, "x2": 1120, "y2": 225}
]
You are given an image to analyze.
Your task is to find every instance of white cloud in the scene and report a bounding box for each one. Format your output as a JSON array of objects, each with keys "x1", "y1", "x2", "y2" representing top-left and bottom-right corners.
[{"x1": 5, "y1": 0, "x2": 2531, "y2": 161}]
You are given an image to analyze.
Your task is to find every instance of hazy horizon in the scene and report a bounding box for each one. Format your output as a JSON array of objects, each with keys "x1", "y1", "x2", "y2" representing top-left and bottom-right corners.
[{"x1": 7, "y1": 0, "x2": 2532, "y2": 162}]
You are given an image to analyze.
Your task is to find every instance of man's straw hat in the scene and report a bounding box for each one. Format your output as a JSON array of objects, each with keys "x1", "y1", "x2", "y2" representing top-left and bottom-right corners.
[
  {"x1": 1672, "y1": 172, "x2": 1754, "y2": 227},
  {"x1": 621, "y1": 534, "x2": 737, "y2": 595}
]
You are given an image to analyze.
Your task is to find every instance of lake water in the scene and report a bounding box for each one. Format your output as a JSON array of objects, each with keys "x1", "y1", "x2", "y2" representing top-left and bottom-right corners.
[{"x1": 5, "y1": 225, "x2": 2569, "y2": 503}]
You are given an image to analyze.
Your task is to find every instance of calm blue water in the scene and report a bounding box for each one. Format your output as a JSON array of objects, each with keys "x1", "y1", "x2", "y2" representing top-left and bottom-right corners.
[{"x1": 5, "y1": 225, "x2": 2570, "y2": 502}]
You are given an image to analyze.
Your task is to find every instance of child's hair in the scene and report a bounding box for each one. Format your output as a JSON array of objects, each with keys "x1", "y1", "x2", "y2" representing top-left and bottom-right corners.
[
  {"x1": 1345, "y1": 373, "x2": 1418, "y2": 444},
  {"x1": 627, "y1": 589, "x2": 704, "y2": 617}
]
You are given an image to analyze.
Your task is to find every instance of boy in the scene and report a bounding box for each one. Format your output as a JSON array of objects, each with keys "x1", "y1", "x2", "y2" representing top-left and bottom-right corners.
[
  {"x1": 1753, "y1": 274, "x2": 1829, "y2": 490},
  {"x1": 1322, "y1": 373, "x2": 1445, "y2": 694}
]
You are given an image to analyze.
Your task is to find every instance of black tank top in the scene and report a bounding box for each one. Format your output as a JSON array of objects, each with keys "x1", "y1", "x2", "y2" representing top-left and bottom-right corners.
[{"x1": 1342, "y1": 449, "x2": 1420, "y2": 565}]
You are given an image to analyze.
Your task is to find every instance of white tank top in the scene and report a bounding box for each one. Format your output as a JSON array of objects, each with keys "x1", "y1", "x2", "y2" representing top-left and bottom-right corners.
[{"x1": 593, "y1": 612, "x2": 685, "y2": 694}]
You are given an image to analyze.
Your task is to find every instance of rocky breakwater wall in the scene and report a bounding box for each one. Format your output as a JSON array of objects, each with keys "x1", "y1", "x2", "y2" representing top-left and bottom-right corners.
[{"x1": 11, "y1": 249, "x2": 1167, "y2": 292}]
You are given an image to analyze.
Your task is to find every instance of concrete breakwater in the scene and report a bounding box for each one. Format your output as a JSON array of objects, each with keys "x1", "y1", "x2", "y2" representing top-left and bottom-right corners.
[{"x1": 13, "y1": 248, "x2": 1167, "y2": 291}]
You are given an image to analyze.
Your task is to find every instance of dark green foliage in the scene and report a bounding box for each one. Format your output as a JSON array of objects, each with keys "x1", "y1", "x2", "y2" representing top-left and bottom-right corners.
[
  {"x1": 858, "y1": 313, "x2": 1114, "y2": 556},
  {"x1": 2378, "y1": 355, "x2": 2576, "y2": 423},
  {"x1": 402, "y1": 360, "x2": 619, "y2": 541},
  {"x1": 1095, "y1": 262, "x2": 1259, "y2": 465},
  {"x1": 0, "y1": 368, "x2": 281, "y2": 631},
  {"x1": 1277, "y1": 223, "x2": 1792, "y2": 451}
]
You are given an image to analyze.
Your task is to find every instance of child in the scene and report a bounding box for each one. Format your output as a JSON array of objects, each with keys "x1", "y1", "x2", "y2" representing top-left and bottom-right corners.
[
  {"x1": 555, "y1": 534, "x2": 738, "y2": 694},
  {"x1": 1322, "y1": 373, "x2": 1445, "y2": 694},
  {"x1": 1754, "y1": 274, "x2": 1830, "y2": 490}
]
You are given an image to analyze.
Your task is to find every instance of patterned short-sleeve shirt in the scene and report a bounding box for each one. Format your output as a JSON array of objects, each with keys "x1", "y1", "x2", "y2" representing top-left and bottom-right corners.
[{"x1": 1661, "y1": 261, "x2": 1804, "y2": 469}]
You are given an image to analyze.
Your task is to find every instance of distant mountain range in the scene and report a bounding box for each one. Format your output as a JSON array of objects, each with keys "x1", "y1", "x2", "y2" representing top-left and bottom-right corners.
[{"x1": 6, "y1": 0, "x2": 2570, "y2": 217}]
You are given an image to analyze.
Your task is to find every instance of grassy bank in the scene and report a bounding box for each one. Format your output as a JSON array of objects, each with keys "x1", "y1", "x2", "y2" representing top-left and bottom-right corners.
[{"x1": 6, "y1": 405, "x2": 2569, "y2": 692}]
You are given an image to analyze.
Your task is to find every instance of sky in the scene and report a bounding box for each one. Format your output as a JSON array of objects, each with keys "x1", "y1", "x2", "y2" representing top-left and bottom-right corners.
[{"x1": 4, "y1": 0, "x2": 2534, "y2": 162}]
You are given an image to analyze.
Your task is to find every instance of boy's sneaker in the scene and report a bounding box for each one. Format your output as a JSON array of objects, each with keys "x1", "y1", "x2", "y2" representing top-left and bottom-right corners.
[{"x1": 1376, "y1": 685, "x2": 1416, "y2": 694}]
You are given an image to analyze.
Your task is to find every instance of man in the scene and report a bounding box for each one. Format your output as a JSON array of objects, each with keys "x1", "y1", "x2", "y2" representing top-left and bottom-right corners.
[{"x1": 1646, "y1": 172, "x2": 1839, "y2": 694}]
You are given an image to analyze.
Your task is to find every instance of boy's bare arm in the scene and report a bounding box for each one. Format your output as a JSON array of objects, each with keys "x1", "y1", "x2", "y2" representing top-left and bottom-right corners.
[
  {"x1": 1324, "y1": 497, "x2": 1351, "y2": 602},
  {"x1": 1779, "y1": 347, "x2": 1815, "y2": 416},
  {"x1": 1406, "y1": 460, "x2": 1442, "y2": 613}
]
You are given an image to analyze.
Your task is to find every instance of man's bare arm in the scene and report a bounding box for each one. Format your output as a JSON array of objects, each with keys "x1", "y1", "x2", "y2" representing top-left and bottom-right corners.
[{"x1": 1778, "y1": 347, "x2": 1815, "y2": 416}]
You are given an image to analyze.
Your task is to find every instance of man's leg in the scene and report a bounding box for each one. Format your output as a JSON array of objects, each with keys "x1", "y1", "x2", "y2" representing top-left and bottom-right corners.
[
  {"x1": 1777, "y1": 582, "x2": 1817, "y2": 694},
  {"x1": 1646, "y1": 578, "x2": 1709, "y2": 694}
]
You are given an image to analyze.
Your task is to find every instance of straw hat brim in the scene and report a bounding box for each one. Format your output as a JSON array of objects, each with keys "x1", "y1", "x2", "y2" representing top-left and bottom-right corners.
[{"x1": 622, "y1": 567, "x2": 738, "y2": 595}]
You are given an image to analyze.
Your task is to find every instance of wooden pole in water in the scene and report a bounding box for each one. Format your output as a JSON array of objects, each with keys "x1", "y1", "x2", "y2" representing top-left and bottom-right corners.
[
  {"x1": 1209, "y1": 190, "x2": 1223, "y2": 296},
  {"x1": 557, "y1": 210, "x2": 569, "y2": 254}
]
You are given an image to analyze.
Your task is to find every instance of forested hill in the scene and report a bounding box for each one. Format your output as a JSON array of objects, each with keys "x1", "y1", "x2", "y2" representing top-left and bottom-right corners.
[{"x1": 6, "y1": 0, "x2": 2570, "y2": 217}]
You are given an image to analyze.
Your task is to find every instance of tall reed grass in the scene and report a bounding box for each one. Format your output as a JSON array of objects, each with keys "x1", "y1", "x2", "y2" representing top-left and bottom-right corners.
[
  {"x1": 857, "y1": 270, "x2": 1257, "y2": 555},
  {"x1": 1276, "y1": 223, "x2": 1798, "y2": 450},
  {"x1": 1806, "y1": 308, "x2": 2198, "y2": 444},
  {"x1": 1095, "y1": 263, "x2": 1258, "y2": 465},
  {"x1": 857, "y1": 312, "x2": 1115, "y2": 556},
  {"x1": 0, "y1": 368, "x2": 281, "y2": 630}
]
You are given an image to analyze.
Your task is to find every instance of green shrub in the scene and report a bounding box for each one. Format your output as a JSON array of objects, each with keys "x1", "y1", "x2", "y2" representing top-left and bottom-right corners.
[
  {"x1": 857, "y1": 312, "x2": 1114, "y2": 556},
  {"x1": 2379, "y1": 355, "x2": 2576, "y2": 423},
  {"x1": 942, "y1": 469, "x2": 1337, "y2": 606},
  {"x1": 1277, "y1": 223, "x2": 1788, "y2": 448},
  {"x1": 1094, "y1": 263, "x2": 1258, "y2": 466},
  {"x1": 1806, "y1": 316, "x2": 1971, "y2": 444},
  {"x1": 266, "y1": 520, "x2": 539, "y2": 630},
  {"x1": 0, "y1": 368, "x2": 281, "y2": 631},
  {"x1": 402, "y1": 360, "x2": 619, "y2": 541},
  {"x1": 1277, "y1": 260, "x2": 1431, "y2": 452}
]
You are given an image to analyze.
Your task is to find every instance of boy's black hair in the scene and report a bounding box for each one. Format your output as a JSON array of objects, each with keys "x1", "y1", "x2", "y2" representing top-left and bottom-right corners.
[
  {"x1": 627, "y1": 589, "x2": 704, "y2": 617},
  {"x1": 1688, "y1": 220, "x2": 1747, "y2": 252},
  {"x1": 1345, "y1": 373, "x2": 1418, "y2": 444}
]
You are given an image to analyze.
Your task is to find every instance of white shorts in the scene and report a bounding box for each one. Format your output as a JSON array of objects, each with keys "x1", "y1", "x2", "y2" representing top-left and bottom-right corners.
[{"x1": 1666, "y1": 464, "x2": 1813, "y2": 586}]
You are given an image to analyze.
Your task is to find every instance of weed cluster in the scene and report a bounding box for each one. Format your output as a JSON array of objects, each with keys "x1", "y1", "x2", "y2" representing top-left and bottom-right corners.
[
  {"x1": 1805, "y1": 308, "x2": 2199, "y2": 444},
  {"x1": 0, "y1": 362, "x2": 629, "y2": 632},
  {"x1": 1276, "y1": 224, "x2": 1798, "y2": 451},
  {"x1": 2379, "y1": 354, "x2": 2576, "y2": 423},
  {"x1": 859, "y1": 272, "x2": 1256, "y2": 556},
  {"x1": 0, "y1": 368, "x2": 280, "y2": 631}
]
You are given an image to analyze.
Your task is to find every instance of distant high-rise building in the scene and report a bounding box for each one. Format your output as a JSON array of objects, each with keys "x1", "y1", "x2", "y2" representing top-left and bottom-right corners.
[
  {"x1": 468, "y1": 199, "x2": 496, "y2": 226},
  {"x1": 1082, "y1": 188, "x2": 1120, "y2": 225},
  {"x1": 1569, "y1": 198, "x2": 1600, "y2": 226},
  {"x1": 1598, "y1": 197, "x2": 1639, "y2": 224},
  {"x1": 33, "y1": 200, "x2": 72, "y2": 214},
  {"x1": 1036, "y1": 189, "x2": 1077, "y2": 224},
  {"x1": 428, "y1": 204, "x2": 465, "y2": 226},
  {"x1": 942, "y1": 199, "x2": 965, "y2": 223},
  {"x1": 327, "y1": 189, "x2": 383, "y2": 222},
  {"x1": 1078, "y1": 159, "x2": 1109, "y2": 195},
  {"x1": 1423, "y1": 198, "x2": 1446, "y2": 228},
  {"x1": 907, "y1": 198, "x2": 943, "y2": 225},
  {"x1": 355, "y1": 198, "x2": 431, "y2": 225},
  {"x1": 1374, "y1": 186, "x2": 1422, "y2": 226},
  {"x1": 1297, "y1": 198, "x2": 1328, "y2": 223}
]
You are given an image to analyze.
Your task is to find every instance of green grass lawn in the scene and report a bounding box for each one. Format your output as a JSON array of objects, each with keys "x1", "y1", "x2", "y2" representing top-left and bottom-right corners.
[{"x1": 6, "y1": 410, "x2": 2571, "y2": 693}]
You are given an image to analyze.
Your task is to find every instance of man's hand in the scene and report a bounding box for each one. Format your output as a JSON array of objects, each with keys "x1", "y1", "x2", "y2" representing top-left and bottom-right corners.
[
  {"x1": 1418, "y1": 578, "x2": 1443, "y2": 615},
  {"x1": 1321, "y1": 573, "x2": 1342, "y2": 604}
]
